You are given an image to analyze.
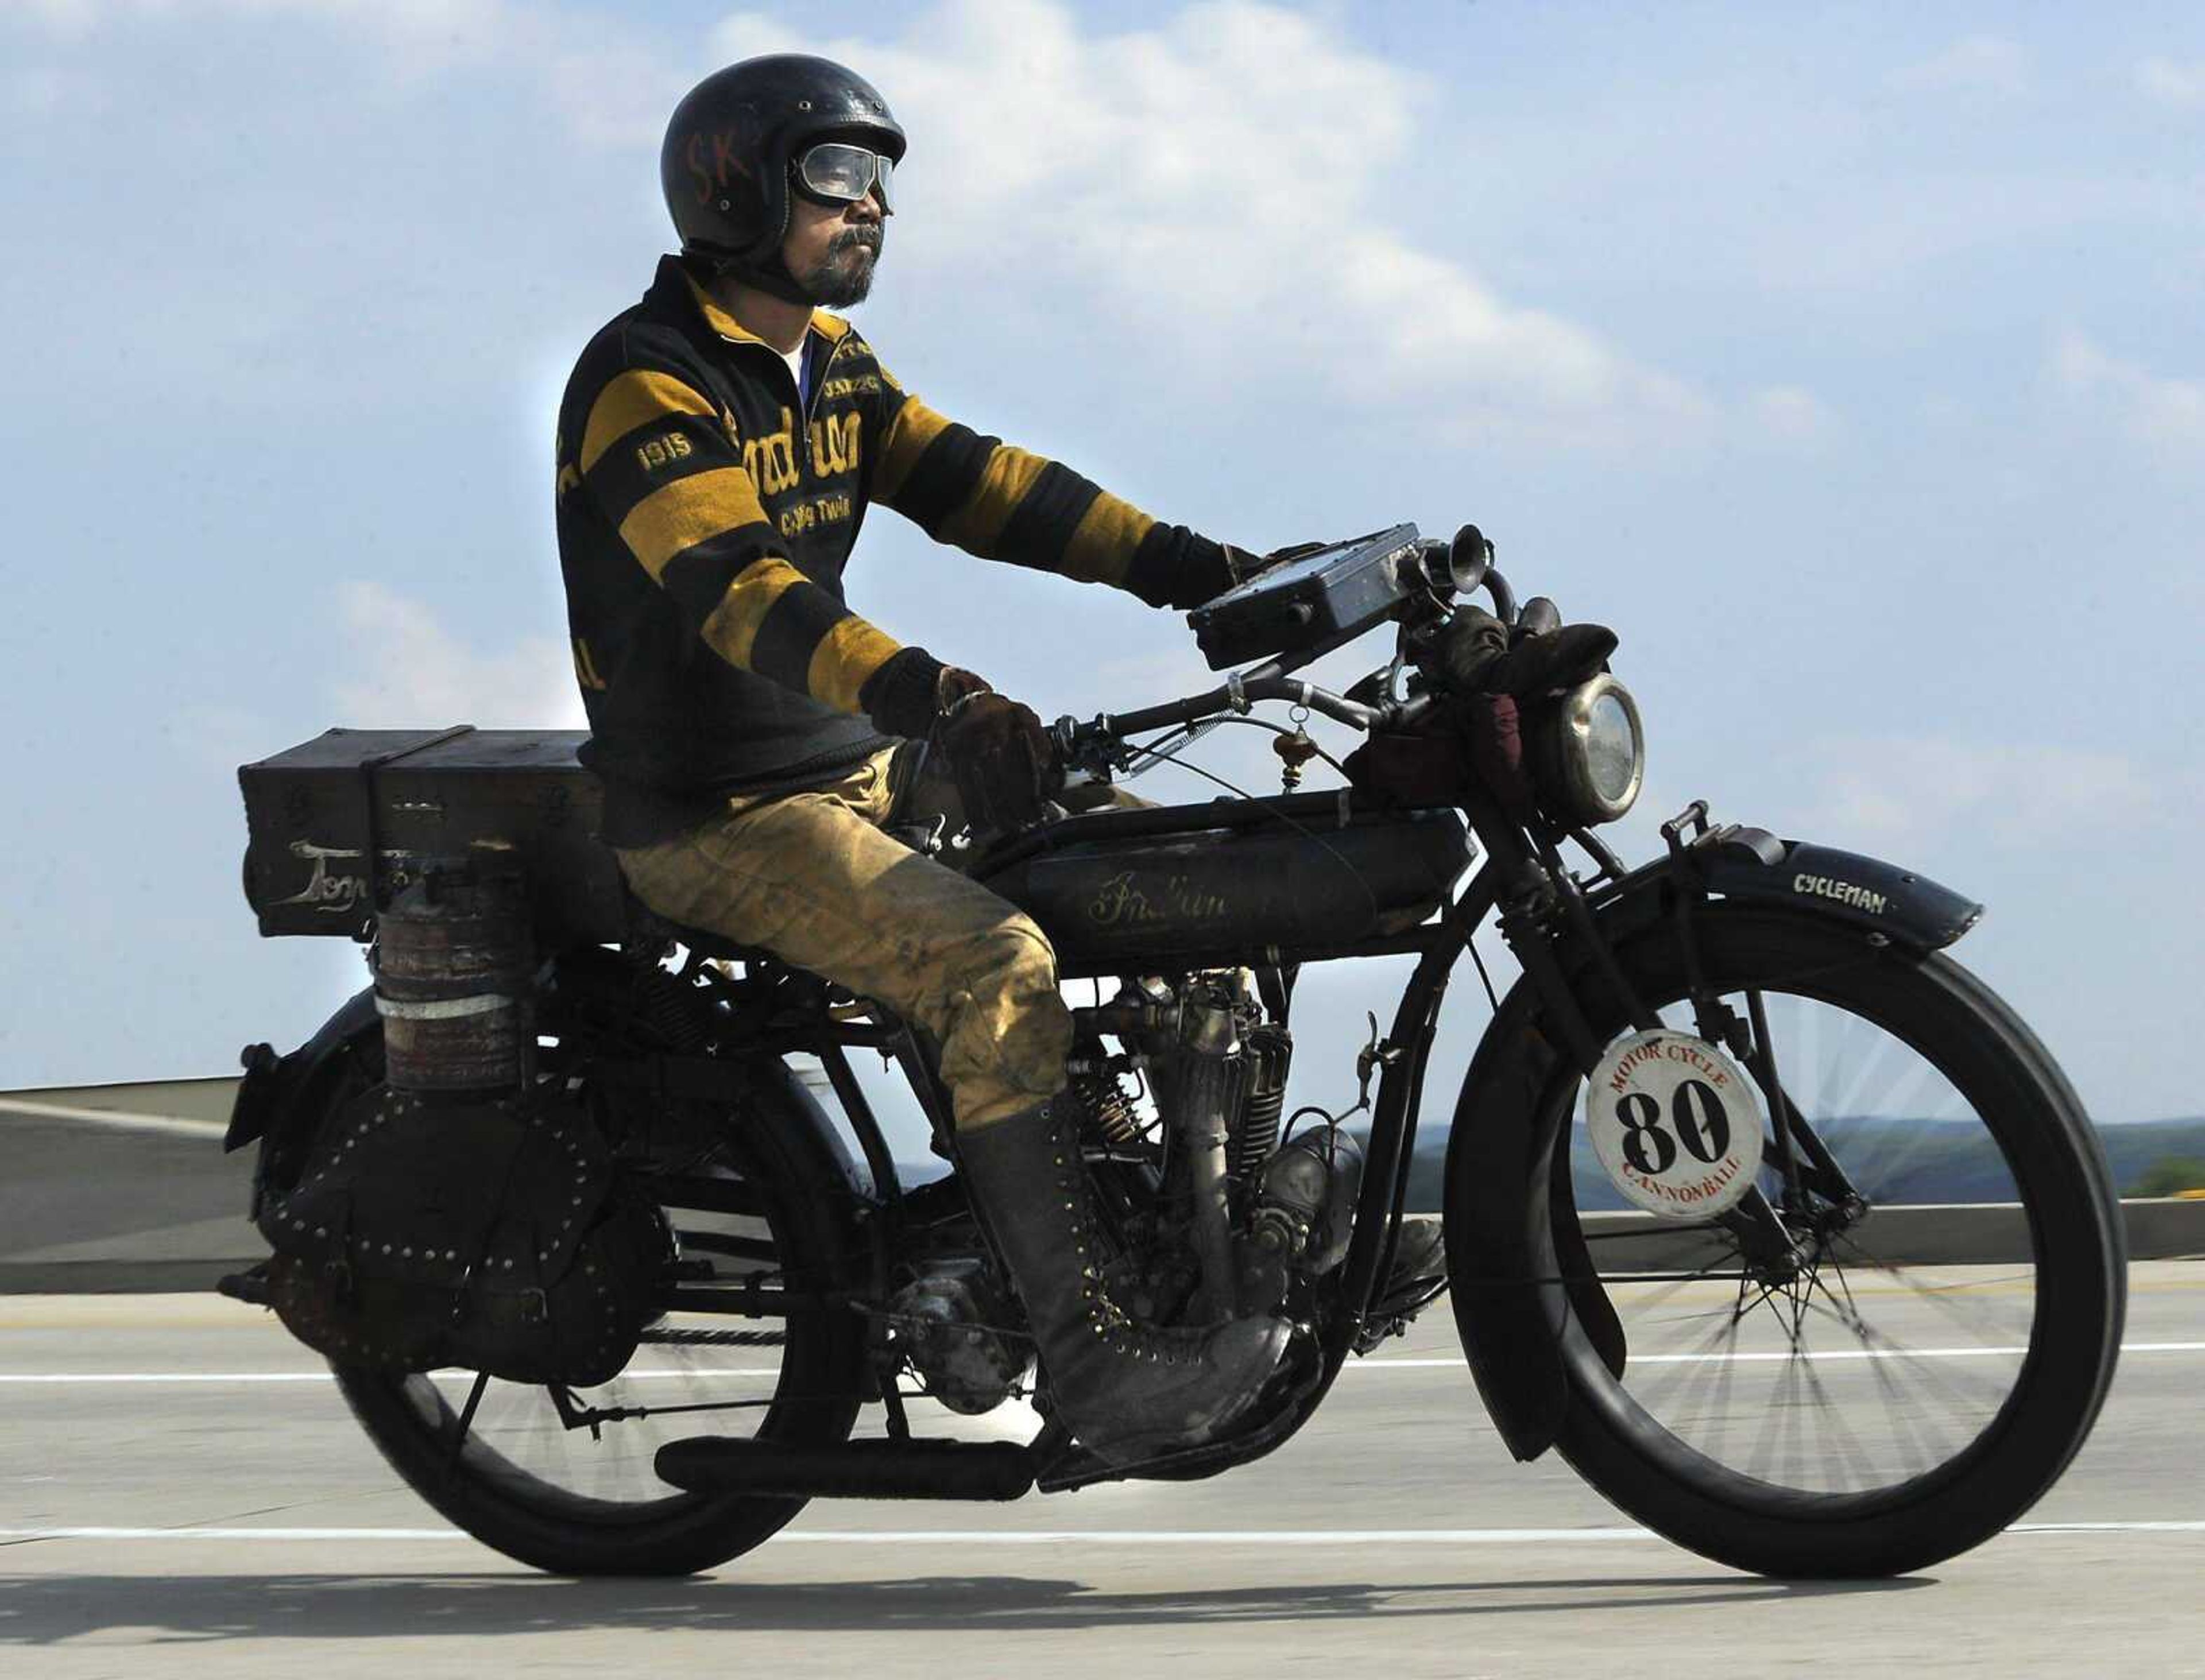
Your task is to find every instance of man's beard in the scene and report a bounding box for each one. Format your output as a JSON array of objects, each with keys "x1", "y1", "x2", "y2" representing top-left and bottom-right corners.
[{"x1": 796, "y1": 227, "x2": 882, "y2": 307}]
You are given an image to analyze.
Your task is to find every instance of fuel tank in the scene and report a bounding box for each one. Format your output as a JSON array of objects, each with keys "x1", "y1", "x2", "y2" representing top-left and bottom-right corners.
[{"x1": 979, "y1": 798, "x2": 1475, "y2": 973}]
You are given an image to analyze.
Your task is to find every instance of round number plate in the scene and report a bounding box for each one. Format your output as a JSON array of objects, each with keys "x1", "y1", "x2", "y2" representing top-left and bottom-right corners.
[{"x1": 1586, "y1": 1029, "x2": 1766, "y2": 1218}]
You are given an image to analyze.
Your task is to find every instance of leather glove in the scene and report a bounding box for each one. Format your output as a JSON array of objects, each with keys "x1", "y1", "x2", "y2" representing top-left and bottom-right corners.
[
  {"x1": 1488, "y1": 622, "x2": 1616, "y2": 696},
  {"x1": 1411, "y1": 605, "x2": 1510, "y2": 692},
  {"x1": 1413, "y1": 607, "x2": 1617, "y2": 698},
  {"x1": 862, "y1": 648, "x2": 1059, "y2": 832},
  {"x1": 937, "y1": 686, "x2": 1058, "y2": 833}
]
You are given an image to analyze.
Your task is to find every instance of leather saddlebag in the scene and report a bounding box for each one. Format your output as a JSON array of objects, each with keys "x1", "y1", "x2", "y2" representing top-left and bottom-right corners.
[{"x1": 255, "y1": 1085, "x2": 670, "y2": 1385}]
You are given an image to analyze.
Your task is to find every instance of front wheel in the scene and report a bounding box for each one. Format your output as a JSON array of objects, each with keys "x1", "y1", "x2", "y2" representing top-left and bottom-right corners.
[{"x1": 1456, "y1": 905, "x2": 2125, "y2": 1577}]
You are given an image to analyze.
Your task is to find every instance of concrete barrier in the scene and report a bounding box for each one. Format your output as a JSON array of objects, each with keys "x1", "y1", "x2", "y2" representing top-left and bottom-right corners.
[
  {"x1": 4, "y1": 1084, "x2": 2199, "y2": 1292},
  {"x1": 1579, "y1": 1199, "x2": 2203, "y2": 1270},
  {"x1": 0, "y1": 1109, "x2": 257, "y2": 1293}
]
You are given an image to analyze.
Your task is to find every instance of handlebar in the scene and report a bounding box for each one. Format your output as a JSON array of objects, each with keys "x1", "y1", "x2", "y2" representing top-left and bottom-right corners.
[
  {"x1": 1055, "y1": 522, "x2": 1514, "y2": 768},
  {"x1": 1086, "y1": 672, "x2": 1387, "y2": 741},
  {"x1": 1055, "y1": 674, "x2": 1444, "y2": 765}
]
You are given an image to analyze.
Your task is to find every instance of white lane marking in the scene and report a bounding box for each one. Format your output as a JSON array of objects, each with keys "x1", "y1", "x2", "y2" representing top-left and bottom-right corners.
[
  {"x1": 0, "y1": 1098, "x2": 228, "y2": 1138},
  {"x1": 1, "y1": 1523, "x2": 2200, "y2": 1544},
  {"x1": 1351, "y1": 1342, "x2": 2205, "y2": 1368},
  {"x1": 4, "y1": 1343, "x2": 2202, "y2": 1384},
  {"x1": 0, "y1": 1370, "x2": 784, "y2": 1384}
]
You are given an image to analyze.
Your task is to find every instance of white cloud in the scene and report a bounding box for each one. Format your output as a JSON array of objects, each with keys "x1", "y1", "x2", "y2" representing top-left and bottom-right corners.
[
  {"x1": 1746, "y1": 385, "x2": 1838, "y2": 446},
  {"x1": 707, "y1": 0, "x2": 1705, "y2": 441},
  {"x1": 1888, "y1": 34, "x2": 2029, "y2": 97},
  {"x1": 330, "y1": 582, "x2": 585, "y2": 729},
  {"x1": 2135, "y1": 56, "x2": 2205, "y2": 109},
  {"x1": 2052, "y1": 331, "x2": 2205, "y2": 456},
  {"x1": 1809, "y1": 737, "x2": 2160, "y2": 847},
  {"x1": 14, "y1": 0, "x2": 680, "y2": 137},
  {"x1": 19, "y1": 0, "x2": 1707, "y2": 442}
]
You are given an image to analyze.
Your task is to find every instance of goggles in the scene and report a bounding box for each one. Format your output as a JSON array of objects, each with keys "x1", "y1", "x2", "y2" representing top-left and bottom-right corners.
[{"x1": 792, "y1": 141, "x2": 896, "y2": 213}]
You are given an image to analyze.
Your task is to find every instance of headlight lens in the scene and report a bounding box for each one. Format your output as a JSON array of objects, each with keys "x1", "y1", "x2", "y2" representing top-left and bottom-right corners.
[
  {"x1": 1529, "y1": 673, "x2": 1645, "y2": 826},
  {"x1": 1584, "y1": 688, "x2": 1639, "y2": 806}
]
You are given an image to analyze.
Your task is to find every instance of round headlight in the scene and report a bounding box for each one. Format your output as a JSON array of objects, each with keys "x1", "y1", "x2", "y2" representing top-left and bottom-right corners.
[{"x1": 1530, "y1": 673, "x2": 1644, "y2": 826}]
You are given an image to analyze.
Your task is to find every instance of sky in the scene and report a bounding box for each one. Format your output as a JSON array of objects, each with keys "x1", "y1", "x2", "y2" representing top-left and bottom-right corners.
[{"x1": 2, "y1": 0, "x2": 2199, "y2": 1145}]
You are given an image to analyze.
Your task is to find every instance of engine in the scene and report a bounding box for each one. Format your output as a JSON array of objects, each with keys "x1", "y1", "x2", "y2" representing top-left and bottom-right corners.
[
  {"x1": 1062, "y1": 971, "x2": 1363, "y2": 1326},
  {"x1": 886, "y1": 1260, "x2": 1031, "y2": 1414}
]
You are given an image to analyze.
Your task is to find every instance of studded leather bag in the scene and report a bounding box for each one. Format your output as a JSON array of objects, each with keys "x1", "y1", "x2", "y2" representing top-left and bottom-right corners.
[{"x1": 254, "y1": 1085, "x2": 670, "y2": 1385}]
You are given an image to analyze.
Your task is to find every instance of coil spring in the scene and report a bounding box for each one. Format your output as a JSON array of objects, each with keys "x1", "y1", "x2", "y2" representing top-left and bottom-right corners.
[
  {"x1": 1071, "y1": 1065, "x2": 1146, "y2": 1148},
  {"x1": 1228, "y1": 1024, "x2": 1293, "y2": 1187}
]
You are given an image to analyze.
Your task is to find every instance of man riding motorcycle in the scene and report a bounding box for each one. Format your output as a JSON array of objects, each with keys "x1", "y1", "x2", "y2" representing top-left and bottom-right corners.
[{"x1": 556, "y1": 55, "x2": 1418, "y2": 1464}]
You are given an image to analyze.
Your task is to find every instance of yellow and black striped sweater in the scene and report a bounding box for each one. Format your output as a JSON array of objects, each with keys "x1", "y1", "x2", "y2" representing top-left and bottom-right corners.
[{"x1": 555, "y1": 256, "x2": 1233, "y2": 843}]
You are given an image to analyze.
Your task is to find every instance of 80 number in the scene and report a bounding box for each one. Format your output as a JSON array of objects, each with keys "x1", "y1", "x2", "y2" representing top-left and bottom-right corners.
[{"x1": 1613, "y1": 1079, "x2": 1732, "y2": 1176}]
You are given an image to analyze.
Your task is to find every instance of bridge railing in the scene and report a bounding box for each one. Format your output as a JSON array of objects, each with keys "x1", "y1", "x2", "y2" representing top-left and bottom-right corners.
[{"x1": 4, "y1": 1086, "x2": 2199, "y2": 1292}]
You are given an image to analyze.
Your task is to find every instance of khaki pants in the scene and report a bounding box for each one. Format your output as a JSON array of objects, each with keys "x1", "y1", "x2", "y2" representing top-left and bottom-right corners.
[{"x1": 614, "y1": 748, "x2": 1072, "y2": 1131}]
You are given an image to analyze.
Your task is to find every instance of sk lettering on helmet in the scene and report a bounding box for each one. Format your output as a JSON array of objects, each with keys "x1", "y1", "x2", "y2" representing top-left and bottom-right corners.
[
  {"x1": 687, "y1": 129, "x2": 755, "y2": 204},
  {"x1": 1792, "y1": 873, "x2": 1889, "y2": 915}
]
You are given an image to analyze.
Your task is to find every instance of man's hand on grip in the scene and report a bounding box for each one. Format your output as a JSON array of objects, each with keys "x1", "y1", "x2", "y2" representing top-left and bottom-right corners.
[
  {"x1": 936, "y1": 685, "x2": 1058, "y2": 833},
  {"x1": 864, "y1": 648, "x2": 1059, "y2": 833}
]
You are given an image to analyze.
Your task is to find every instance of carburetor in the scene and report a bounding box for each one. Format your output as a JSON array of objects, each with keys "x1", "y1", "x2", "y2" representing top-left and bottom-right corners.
[{"x1": 1238, "y1": 1124, "x2": 1365, "y2": 1315}]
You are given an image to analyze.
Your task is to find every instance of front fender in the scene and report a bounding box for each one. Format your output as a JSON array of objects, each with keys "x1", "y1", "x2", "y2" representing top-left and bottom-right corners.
[
  {"x1": 1614, "y1": 827, "x2": 1983, "y2": 951},
  {"x1": 1443, "y1": 984, "x2": 1581, "y2": 1464}
]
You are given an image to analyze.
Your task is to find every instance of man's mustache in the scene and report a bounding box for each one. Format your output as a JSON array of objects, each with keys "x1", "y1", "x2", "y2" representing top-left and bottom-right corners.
[{"x1": 829, "y1": 226, "x2": 883, "y2": 257}]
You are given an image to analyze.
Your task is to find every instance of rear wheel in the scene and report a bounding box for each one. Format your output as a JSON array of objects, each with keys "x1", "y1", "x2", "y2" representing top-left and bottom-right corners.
[
  {"x1": 1464, "y1": 906, "x2": 2125, "y2": 1577},
  {"x1": 322, "y1": 965, "x2": 868, "y2": 1577}
]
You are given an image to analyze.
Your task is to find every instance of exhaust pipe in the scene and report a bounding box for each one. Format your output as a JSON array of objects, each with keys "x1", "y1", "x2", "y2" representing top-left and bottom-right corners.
[{"x1": 655, "y1": 1437, "x2": 1035, "y2": 1501}]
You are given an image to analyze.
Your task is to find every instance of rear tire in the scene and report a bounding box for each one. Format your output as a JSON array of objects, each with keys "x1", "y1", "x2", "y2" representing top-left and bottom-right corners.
[
  {"x1": 304, "y1": 955, "x2": 869, "y2": 1577},
  {"x1": 336, "y1": 1074, "x2": 865, "y2": 1576}
]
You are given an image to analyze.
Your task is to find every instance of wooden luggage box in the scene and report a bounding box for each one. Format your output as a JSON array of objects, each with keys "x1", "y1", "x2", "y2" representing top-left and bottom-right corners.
[{"x1": 238, "y1": 726, "x2": 626, "y2": 947}]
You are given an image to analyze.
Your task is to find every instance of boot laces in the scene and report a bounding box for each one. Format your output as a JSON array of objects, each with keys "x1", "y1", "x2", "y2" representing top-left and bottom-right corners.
[{"x1": 1051, "y1": 1109, "x2": 1198, "y2": 1369}]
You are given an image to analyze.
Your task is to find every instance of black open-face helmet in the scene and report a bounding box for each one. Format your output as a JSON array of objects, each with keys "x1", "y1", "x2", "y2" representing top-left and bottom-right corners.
[{"x1": 661, "y1": 55, "x2": 906, "y2": 270}]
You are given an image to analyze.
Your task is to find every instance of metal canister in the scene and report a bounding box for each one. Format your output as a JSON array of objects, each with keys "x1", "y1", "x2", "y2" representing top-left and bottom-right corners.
[{"x1": 372, "y1": 847, "x2": 534, "y2": 1091}]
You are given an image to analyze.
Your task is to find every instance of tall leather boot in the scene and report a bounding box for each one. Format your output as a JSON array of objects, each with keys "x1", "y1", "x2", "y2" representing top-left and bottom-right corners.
[{"x1": 958, "y1": 1097, "x2": 1289, "y2": 1465}]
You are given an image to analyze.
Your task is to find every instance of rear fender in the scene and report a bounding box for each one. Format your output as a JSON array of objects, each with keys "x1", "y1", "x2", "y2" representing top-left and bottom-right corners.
[
  {"x1": 226, "y1": 968, "x2": 875, "y2": 1213},
  {"x1": 225, "y1": 986, "x2": 380, "y2": 1153}
]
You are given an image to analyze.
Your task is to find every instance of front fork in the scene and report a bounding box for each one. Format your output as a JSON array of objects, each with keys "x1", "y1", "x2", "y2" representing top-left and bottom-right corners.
[{"x1": 1472, "y1": 796, "x2": 1860, "y2": 1284}]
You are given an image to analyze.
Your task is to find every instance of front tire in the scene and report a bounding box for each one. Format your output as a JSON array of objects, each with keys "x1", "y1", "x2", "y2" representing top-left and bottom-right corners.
[{"x1": 1452, "y1": 905, "x2": 2125, "y2": 1577}]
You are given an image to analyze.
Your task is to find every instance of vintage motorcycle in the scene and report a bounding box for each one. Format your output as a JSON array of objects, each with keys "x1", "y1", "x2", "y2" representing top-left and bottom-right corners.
[{"x1": 222, "y1": 523, "x2": 2125, "y2": 1580}]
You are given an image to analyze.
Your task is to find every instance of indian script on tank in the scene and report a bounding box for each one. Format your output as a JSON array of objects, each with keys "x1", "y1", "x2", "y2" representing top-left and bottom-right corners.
[{"x1": 1086, "y1": 870, "x2": 1231, "y2": 929}]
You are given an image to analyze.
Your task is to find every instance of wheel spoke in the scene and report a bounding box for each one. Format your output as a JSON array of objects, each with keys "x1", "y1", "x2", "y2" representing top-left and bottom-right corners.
[{"x1": 1557, "y1": 972, "x2": 2060, "y2": 1503}]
